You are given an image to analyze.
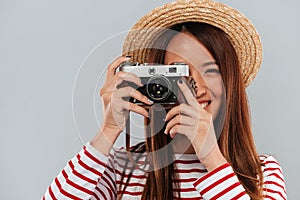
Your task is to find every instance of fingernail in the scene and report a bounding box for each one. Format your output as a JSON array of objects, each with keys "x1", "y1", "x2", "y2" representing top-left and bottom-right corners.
[
  {"x1": 164, "y1": 130, "x2": 167, "y2": 134},
  {"x1": 178, "y1": 79, "x2": 183, "y2": 84},
  {"x1": 147, "y1": 99, "x2": 153, "y2": 104},
  {"x1": 164, "y1": 115, "x2": 168, "y2": 121}
]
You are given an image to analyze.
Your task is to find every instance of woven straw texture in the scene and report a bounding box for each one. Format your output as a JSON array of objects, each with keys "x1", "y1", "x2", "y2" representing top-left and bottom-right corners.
[{"x1": 122, "y1": 0, "x2": 262, "y2": 87}]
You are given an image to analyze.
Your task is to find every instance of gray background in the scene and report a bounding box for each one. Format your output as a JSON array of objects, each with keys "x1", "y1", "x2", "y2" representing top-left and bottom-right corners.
[{"x1": 0, "y1": 0, "x2": 299, "y2": 199}]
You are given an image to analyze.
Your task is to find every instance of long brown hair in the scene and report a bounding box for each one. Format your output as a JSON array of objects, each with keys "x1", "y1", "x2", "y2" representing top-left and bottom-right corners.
[
  {"x1": 120, "y1": 22, "x2": 264, "y2": 199},
  {"x1": 119, "y1": 106, "x2": 181, "y2": 200}
]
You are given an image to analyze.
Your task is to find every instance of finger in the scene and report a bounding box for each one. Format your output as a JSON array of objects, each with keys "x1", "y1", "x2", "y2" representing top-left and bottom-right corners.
[
  {"x1": 115, "y1": 87, "x2": 153, "y2": 105},
  {"x1": 164, "y1": 115, "x2": 194, "y2": 134},
  {"x1": 122, "y1": 101, "x2": 149, "y2": 118},
  {"x1": 177, "y1": 79, "x2": 198, "y2": 107},
  {"x1": 115, "y1": 71, "x2": 143, "y2": 88},
  {"x1": 107, "y1": 56, "x2": 131, "y2": 77},
  {"x1": 100, "y1": 71, "x2": 143, "y2": 97},
  {"x1": 165, "y1": 104, "x2": 199, "y2": 121},
  {"x1": 168, "y1": 124, "x2": 191, "y2": 138}
]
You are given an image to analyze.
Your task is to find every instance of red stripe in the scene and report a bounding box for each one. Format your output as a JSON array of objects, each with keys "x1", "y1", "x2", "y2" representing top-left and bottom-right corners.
[
  {"x1": 101, "y1": 175, "x2": 115, "y2": 199},
  {"x1": 173, "y1": 187, "x2": 197, "y2": 192},
  {"x1": 264, "y1": 180, "x2": 286, "y2": 191},
  {"x1": 267, "y1": 172, "x2": 284, "y2": 183},
  {"x1": 101, "y1": 170, "x2": 115, "y2": 190},
  {"x1": 62, "y1": 169, "x2": 94, "y2": 195},
  {"x1": 103, "y1": 170, "x2": 116, "y2": 189},
  {"x1": 175, "y1": 159, "x2": 200, "y2": 164},
  {"x1": 113, "y1": 147, "x2": 126, "y2": 154},
  {"x1": 77, "y1": 155, "x2": 103, "y2": 177},
  {"x1": 115, "y1": 169, "x2": 147, "y2": 179},
  {"x1": 54, "y1": 177, "x2": 81, "y2": 200},
  {"x1": 83, "y1": 146, "x2": 107, "y2": 168},
  {"x1": 107, "y1": 158, "x2": 118, "y2": 173},
  {"x1": 259, "y1": 155, "x2": 268, "y2": 159},
  {"x1": 48, "y1": 186, "x2": 56, "y2": 200},
  {"x1": 91, "y1": 192, "x2": 100, "y2": 200},
  {"x1": 117, "y1": 190, "x2": 143, "y2": 196},
  {"x1": 265, "y1": 160, "x2": 280, "y2": 166},
  {"x1": 210, "y1": 182, "x2": 240, "y2": 199},
  {"x1": 68, "y1": 160, "x2": 97, "y2": 185},
  {"x1": 263, "y1": 188, "x2": 286, "y2": 200},
  {"x1": 106, "y1": 151, "x2": 148, "y2": 170},
  {"x1": 263, "y1": 167, "x2": 283, "y2": 174},
  {"x1": 200, "y1": 173, "x2": 235, "y2": 195},
  {"x1": 231, "y1": 191, "x2": 247, "y2": 199},
  {"x1": 194, "y1": 163, "x2": 230, "y2": 186},
  {"x1": 95, "y1": 186, "x2": 107, "y2": 199},
  {"x1": 96, "y1": 184, "x2": 114, "y2": 200},
  {"x1": 264, "y1": 194, "x2": 276, "y2": 200},
  {"x1": 107, "y1": 185, "x2": 114, "y2": 200},
  {"x1": 113, "y1": 159, "x2": 148, "y2": 170}
]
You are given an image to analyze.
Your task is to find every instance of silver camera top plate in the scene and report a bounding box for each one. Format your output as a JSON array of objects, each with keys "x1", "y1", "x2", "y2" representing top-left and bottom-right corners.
[{"x1": 118, "y1": 64, "x2": 189, "y2": 77}]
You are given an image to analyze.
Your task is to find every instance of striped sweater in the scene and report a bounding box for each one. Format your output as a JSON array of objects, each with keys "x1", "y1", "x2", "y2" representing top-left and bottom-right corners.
[{"x1": 43, "y1": 142, "x2": 287, "y2": 199}]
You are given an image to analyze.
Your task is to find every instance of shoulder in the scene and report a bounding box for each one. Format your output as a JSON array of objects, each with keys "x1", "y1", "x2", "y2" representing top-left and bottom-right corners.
[
  {"x1": 258, "y1": 154, "x2": 282, "y2": 168},
  {"x1": 258, "y1": 154, "x2": 287, "y2": 198},
  {"x1": 258, "y1": 154, "x2": 285, "y2": 178}
]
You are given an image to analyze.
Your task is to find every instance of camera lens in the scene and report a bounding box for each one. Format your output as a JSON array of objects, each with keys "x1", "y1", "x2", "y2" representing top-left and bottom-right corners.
[{"x1": 146, "y1": 75, "x2": 172, "y2": 101}]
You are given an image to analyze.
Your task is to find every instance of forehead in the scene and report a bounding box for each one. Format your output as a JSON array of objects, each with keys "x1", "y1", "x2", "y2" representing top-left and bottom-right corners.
[{"x1": 165, "y1": 32, "x2": 215, "y2": 66}]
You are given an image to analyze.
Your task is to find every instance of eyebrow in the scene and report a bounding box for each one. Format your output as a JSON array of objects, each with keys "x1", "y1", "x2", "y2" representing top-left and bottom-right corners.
[{"x1": 201, "y1": 61, "x2": 217, "y2": 67}]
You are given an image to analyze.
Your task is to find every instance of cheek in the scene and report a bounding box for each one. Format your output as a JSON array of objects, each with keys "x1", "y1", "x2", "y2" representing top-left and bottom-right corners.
[
  {"x1": 213, "y1": 80, "x2": 224, "y2": 99},
  {"x1": 206, "y1": 78, "x2": 224, "y2": 99},
  {"x1": 206, "y1": 78, "x2": 225, "y2": 119}
]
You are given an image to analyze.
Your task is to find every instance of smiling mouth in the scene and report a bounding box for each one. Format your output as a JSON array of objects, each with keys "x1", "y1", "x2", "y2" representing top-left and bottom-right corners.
[{"x1": 198, "y1": 100, "x2": 212, "y2": 108}]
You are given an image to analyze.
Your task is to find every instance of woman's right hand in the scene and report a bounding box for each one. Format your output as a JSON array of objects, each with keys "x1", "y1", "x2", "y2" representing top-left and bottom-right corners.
[{"x1": 91, "y1": 56, "x2": 153, "y2": 155}]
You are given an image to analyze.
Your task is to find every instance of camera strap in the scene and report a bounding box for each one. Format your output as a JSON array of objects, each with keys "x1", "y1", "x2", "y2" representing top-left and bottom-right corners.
[{"x1": 125, "y1": 113, "x2": 133, "y2": 161}]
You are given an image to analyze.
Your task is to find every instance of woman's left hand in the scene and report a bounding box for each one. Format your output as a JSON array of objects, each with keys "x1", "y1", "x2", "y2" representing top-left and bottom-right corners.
[{"x1": 164, "y1": 79, "x2": 227, "y2": 171}]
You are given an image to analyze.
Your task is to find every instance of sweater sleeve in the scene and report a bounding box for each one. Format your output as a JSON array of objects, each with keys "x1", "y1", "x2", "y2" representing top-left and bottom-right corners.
[
  {"x1": 42, "y1": 142, "x2": 117, "y2": 200},
  {"x1": 193, "y1": 163, "x2": 250, "y2": 199},
  {"x1": 192, "y1": 156, "x2": 287, "y2": 200},
  {"x1": 261, "y1": 155, "x2": 287, "y2": 199}
]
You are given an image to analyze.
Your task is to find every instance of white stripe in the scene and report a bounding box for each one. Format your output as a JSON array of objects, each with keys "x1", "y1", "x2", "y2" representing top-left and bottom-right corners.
[
  {"x1": 79, "y1": 150, "x2": 108, "y2": 173},
  {"x1": 220, "y1": 184, "x2": 249, "y2": 199},
  {"x1": 200, "y1": 175, "x2": 237, "y2": 199},
  {"x1": 72, "y1": 155, "x2": 105, "y2": 181}
]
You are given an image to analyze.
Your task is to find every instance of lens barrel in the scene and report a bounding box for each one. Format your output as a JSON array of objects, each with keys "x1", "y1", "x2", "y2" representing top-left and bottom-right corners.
[{"x1": 146, "y1": 75, "x2": 172, "y2": 101}]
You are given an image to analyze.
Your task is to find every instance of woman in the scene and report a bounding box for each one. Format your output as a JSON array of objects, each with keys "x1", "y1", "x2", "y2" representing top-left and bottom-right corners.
[{"x1": 43, "y1": 1, "x2": 286, "y2": 199}]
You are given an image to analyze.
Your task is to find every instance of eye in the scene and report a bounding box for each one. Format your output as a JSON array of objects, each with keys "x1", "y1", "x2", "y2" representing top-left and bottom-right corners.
[{"x1": 204, "y1": 68, "x2": 220, "y2": 74}]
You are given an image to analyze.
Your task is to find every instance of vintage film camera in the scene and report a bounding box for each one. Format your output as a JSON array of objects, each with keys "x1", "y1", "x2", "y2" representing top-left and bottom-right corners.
[{"x1": 118, "y1": 62, "x2": 190, "y2": 106}]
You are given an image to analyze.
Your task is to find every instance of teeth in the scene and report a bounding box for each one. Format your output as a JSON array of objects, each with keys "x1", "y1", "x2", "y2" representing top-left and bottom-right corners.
[{"x1": 200, "y1": 102, "x2": 208, "y2": 108}]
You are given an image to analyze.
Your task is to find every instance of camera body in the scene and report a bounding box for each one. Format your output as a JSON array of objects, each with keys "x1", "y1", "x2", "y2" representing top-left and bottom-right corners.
[{"x1": 118, "y1": 62, "x2": 189, "y2": 105}]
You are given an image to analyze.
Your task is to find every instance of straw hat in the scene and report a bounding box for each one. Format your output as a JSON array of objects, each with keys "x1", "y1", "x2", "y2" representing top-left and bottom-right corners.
[{"x1": 122, "y1": 0, "x2": 262, "y2": 87}]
